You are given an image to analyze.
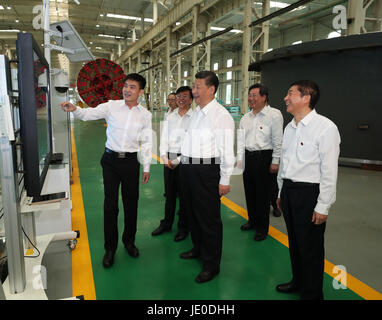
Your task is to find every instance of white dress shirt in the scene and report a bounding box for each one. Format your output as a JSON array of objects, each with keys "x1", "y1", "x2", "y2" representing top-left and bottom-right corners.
[
  {"x1": 237, "y1": 105, "x2": 284, "y2": 164},
  {"x1": 72, "y1": 99, "x2": 153, "y2": 172},
  {"x1": 181, "y1": 99, "x2": 235, "y2": 186},
  {"x1": 164, "y1": 107, "x2": 177, "y2": 120},
  {"x1": 277, "y1": 109, "x2": 341, "y2": 215},
  {"x1": 160, "y1": 108, "x2": 193, "y2": 157}
]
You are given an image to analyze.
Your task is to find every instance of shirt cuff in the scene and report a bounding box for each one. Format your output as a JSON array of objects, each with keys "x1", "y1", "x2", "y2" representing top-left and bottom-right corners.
[
  {"x1": 314, "y1": 202, "x2": 330, "y2": 215},
  {"x1": 271, "y1": 157, "x2": 280, "y2": 165},
  {"x1": 143, "y1": 164, "x2": 150, "y2": 173},
  {"x1": 72, "y1": 107, "x2": 80, "y2": 116},
  {"x1": 219, "y1": 175, "x2": 230, "y2": 186}
]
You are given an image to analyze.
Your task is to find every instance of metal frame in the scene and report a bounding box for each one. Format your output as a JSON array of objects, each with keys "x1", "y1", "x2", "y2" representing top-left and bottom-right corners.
[{"x1": 0, "y1": 54, "x2": 26, "y2": 294}]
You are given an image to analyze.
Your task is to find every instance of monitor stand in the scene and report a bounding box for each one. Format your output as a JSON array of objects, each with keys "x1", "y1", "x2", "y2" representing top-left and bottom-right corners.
[
  {"x1": 31, "y1": 192, "x2": 67, "y2": 204},
  {"x1": 50, "y1": 153, "x2": 64, "y2": 164}
]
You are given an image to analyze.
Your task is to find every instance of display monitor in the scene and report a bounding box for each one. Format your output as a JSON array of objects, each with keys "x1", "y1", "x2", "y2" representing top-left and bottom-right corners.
[{"x1": 16, "y1": 32, "x2": 53, "y2": 198}]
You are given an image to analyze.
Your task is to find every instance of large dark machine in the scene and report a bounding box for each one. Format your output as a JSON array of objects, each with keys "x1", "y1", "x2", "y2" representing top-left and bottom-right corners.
[{"x1": 249, "y1": 32, "x2": 382, "y2": 166}]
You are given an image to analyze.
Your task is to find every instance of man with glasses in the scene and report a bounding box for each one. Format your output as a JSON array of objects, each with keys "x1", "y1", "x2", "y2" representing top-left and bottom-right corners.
[
  {"x1": 237, "y1": 83, "x2": 283, "y2": 241},
  {"x1": 164, "y1": 92, "x2": 178, "y2": 119},
  {"x1": 152, "y1": 86, "x2": 193, "y2": 242}
]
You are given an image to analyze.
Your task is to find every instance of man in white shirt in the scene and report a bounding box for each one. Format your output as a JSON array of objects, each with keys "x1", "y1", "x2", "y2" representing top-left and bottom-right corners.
[
  {"x1": 164, "y1": 92, "x2": 177, "y2": 120},
  {"x1": 276, "y1": 80, "x2": 340, "y2": 300},
  {"x1": 237, "y1": 84, "x2": 283, "y2": 241},
  {"x1": 152, "y1": 86, "x2": 193, "y2": 241},
  {"x1": 61, "y1": 73, "x2": 152, "y2": 268},
  {"x1": 162, "y1": 92, "x2": 178, "y2": 197},
  {"x1": 179, "y1": 71, "x2": 235, "y2": 283}
]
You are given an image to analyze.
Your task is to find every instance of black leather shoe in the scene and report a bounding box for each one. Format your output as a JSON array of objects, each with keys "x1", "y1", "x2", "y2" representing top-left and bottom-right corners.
[
  {"x1": 125, "y1": 243, "x2": 139, "y2": 258},
  {"x1": 174, "y1": 232, "x2": 188, "y2": 242},
  {"x1": 102, "y1": 250, "x2": 115, "y2": 268},
  {"x1": 276, "y1": 282, "x2": 300, "y2": 294},
  {"x1": 195, "y1": 269, "x2": 220, "y2": 283},
  {"x1": 151, "y1": 224, "x2": 171, "y2": 236},
  {"x1": 254, "y1": 232, "x2": 267, "y2": 241},
  {"x1": 273, "y1": 208, "x2": 282, "y2": 217},
  {"x1": 180, "y1": 250, "x2": 200, "y2": 259},
  {"x1": 240, "y1": 222, "x2": 255, "y2": 231}
]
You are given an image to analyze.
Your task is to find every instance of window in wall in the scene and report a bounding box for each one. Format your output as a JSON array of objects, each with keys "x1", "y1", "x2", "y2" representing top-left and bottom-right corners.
[
  {"x1": 227, "y1": 71, "x2": 232, "y2": 80},
  {"x1": 213, "y1": 62, "x2": 219, "y2": 71},
  {"x1": 226, "y1": 84, "x2": 232, "y2": 105},
  {"x1": 184, "y1": 80, "x2": 187, "y2": 86},
  {"x1": 227, "y1": 58, "x2": 233, "y2": 68}
]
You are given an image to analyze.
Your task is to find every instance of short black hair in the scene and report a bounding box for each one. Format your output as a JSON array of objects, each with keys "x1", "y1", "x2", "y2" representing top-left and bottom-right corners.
[
  {"x1": 290, "y1": 80, "x2": 320, "y2": 109},
  {"x1": 176, "y1": 86, "x2": 193, "y2": 99},
  {"x1": 248, "y1": 83, "x2": 269, "y2": 103},
  {"x1": 124, "y1": 73, "x2": 146, "y2": 90},
  {"x1": 195, "y1": 70, "x2": 219, "y2": 94}
]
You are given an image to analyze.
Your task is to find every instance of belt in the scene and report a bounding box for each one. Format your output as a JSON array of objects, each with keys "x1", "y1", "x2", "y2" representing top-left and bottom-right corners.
[
  {"x1": 168, "y1": 152, "x2": 182, "y2": 156},
  {"x1": 245, "y1": 149, "x2": 272, "y2": 156},
  {"x1": 283, "y1": 178, "x2": 319, "y2": 188},
  {"x1": 181, "y1": 156, "x2": 220, "y2": 165},
  {"x1": 167, "y1": 152, "x2": 182, "y2": 161},
  {"x1": 105, "y1": 147, "x2": 137, "y2": 159}
]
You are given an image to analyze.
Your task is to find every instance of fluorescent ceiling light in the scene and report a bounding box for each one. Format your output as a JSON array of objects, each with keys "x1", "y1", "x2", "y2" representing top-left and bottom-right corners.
[
  {"x1": 0, "y1": 29, "x2": 20, "y2": 32},
  {"x1": 211, "y1": 26, "x2": 243, "y2": 33},
  {"x1": 98, "y1": 34, "x2": 123, "y2": 39},
  {"x1": 211, "y1": 26, "x2": 225, "y2": 31},
  {"x1": 270, "y1": 1, "x2": 288, "y2": 8},
  {"x1": 0, "y1": 5, "x2": 4, "y2": 9},
  {"x1": 292, "y1": 40, "x2": 302, "y2": 45},
  {"x1": 253, "y1": 1, "x2": 289, "y2": 8},
  {"x1": 106, "y1": 13, "x2": 153, "y2": 22}
]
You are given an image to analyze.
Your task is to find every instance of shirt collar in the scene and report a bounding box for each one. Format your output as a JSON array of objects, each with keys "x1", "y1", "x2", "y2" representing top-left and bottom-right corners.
[
  {"x1": 199, "y1": 98, "x2": 216, "y2": 115},
  {"x1": 292, "y1": 109, "x2": 317, "y2": 128},
  {"x1": 175, "y1": 107, "x2": 193, "y2": 117},
  {"x1": 122, "y1": 100, "x2": 141, "y2": 110},
  {"x1": 249, "y1": 104, "x2": 269, "y2": 117},
  {"x1": 185, "y1": 107, "x2": 193, "y2": 116}
]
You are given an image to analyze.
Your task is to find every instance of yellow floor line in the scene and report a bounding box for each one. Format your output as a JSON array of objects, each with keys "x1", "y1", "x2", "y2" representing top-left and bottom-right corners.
[
  {"x1": 221, "y1": 195, "x2": 382, "y2": 300},
  {"x1": 70, "y1": 127, "x2": 97, "y2": 300}
]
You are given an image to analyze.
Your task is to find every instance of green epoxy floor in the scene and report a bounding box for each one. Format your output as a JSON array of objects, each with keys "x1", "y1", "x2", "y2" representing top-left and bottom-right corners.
[{"x1": 73, "y1": 118, "x2": 362, "y2": 300}]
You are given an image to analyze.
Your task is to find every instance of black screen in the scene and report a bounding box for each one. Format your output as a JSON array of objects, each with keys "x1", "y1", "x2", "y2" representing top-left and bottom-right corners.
[{"x1": 17, "y1": 33, "x2": 53, "y2": 197}]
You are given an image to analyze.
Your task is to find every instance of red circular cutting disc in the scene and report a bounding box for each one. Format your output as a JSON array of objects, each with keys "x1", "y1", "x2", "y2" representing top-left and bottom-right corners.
[
  {"x1": 34, "y1": 60, "x2": 47, "y2": 109},
  {"x1": 76, "y1": 58, "x2": 126, "y2": 108}
]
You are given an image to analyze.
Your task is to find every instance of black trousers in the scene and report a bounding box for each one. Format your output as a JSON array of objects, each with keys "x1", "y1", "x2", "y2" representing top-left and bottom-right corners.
[
  {"x1": 179, "y1": 161, "x2": 222, "y2": 272},
  {"x1": 100, "y1": 151, "x2": 140, "y2": 252},
  {"x1": 161, "y1": 157, "x2": 188, "y2": 232},
  {"x1": 243, "y1": 150, "x2": 273, "y2": 234},
  {"x1": 280, "y1": 179, "x2": 326, "y2": 300},
  {"x1": 270, "y1": 172, "x2": 279, "y2": 210}
]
